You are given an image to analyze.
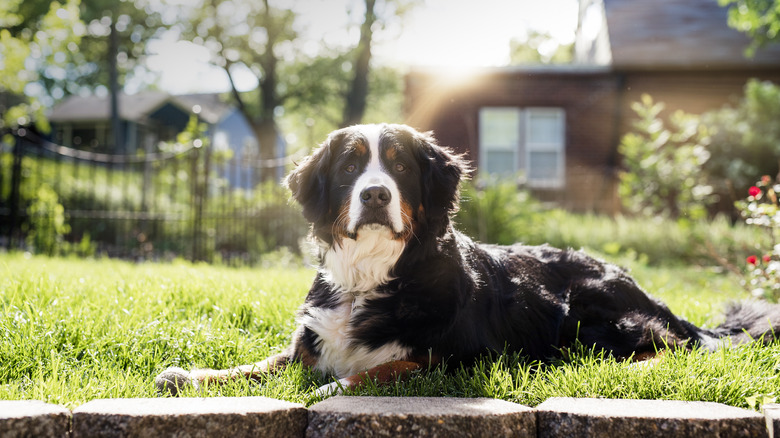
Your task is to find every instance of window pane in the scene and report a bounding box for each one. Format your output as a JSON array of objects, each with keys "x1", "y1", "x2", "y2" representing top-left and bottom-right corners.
[
  {"x1": 480, "y1": 108, "x2": 520, "y2": 151},
  {"x1": 528, "y1": 151, "x2": 559, "y2": 181},
  {"x1": 528, "y1": 111, "x2": 562, "y2": 144},
  {"x1": 485, "y1": 150, "x2": 516, "y2": 176},
  {"x1": 526, "y1": 108, "x2": 564, "y2": 187},
  {"x1": 479, "y1": 107, "x2": 520, "y2": 176}
]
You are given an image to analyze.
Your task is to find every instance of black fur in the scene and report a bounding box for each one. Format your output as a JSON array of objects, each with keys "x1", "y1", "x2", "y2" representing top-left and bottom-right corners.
[{"x1": 284, "y1": 123, "x2": 780, "y2": 377}]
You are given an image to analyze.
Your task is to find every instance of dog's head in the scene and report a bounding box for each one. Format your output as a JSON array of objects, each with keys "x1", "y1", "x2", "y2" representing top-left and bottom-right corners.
[{"x1": 286, "y1": 124, "x2": 468, "y2": 246}]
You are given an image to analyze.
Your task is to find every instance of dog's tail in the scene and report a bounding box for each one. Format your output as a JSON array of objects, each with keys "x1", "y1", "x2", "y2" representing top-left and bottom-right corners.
[{"x1": 703, "y1": 301, "x2": 780, "y2": 347}]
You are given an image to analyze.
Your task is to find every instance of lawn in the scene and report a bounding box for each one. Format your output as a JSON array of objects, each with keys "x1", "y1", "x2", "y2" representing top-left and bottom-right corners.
[{"x1": 1, "y1": 252, "x2": 778, "y2": 410}]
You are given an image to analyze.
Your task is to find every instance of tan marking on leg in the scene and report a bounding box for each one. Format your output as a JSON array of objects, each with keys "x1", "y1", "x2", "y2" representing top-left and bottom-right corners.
[
  {"x1": 627, "y1": 350, "x2": 665, "y2": 369},
  {"x1": 341, "y1": 360, "x2": 424, "y2": 389}
]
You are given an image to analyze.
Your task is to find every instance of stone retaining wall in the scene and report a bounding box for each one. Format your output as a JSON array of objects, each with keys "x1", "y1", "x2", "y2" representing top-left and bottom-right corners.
[{"x1": 2, "y1": 396, "x2": 778, "y2": 437}]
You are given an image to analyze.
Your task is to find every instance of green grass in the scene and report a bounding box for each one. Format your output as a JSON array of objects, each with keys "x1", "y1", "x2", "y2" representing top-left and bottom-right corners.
[{"x1": 1, "y1": 252, "x2": 778, "y2": 410}]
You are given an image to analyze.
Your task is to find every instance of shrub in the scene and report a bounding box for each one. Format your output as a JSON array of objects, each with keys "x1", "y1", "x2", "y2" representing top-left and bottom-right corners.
[
  {"x1": 618, "y1": 94, "x2": 715, "y2": 219},
  {"x1": 26, "y1": 184, "x2": 70, "y2": 256},
  {"x1": 703, "y1": 79, "x2": 780, "y2": 205},
  {"x1": 455, "y1": 180, "x2": 769, "y2": 267},
  {"x1": 736, "y1": 176, "x2": 780, "y2": 300},
  {"x1": 455, "y1": 178, "x2": 544, "y2": 245}
]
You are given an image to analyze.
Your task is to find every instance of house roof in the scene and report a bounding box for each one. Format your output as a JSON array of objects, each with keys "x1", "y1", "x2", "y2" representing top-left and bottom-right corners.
[
  {"x1": 49, "y1": 91, "x2": 233, "y2": 125},
  {"x1": 602, "y1": 0, "x2": 780, "y2": 69}
]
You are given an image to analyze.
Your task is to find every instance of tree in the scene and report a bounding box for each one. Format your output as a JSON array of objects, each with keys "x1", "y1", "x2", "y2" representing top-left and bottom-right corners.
[
  {"x1": 180, "y1": 0, "x2": 413, "y2": 180},
  {"x1": 3, "y1": 1, "x2": 162, "y2": 105},
  {"x1": 340, "y1": 0, "x2": 415, "y2": 127},
  {"x1": 0, "y1": 0, "x2": 82, "y2": 134},
  {"x1": 341, "y1": 0, "x2": 376, "y2": 127},
  {"x1": 719, "y1": 0, "x2": 780, "y2": 55},
  {"x1": 2, "y1": 0, "x2": 164, "y2": 151},
  {"x1": 76, "y1": 0, "x2": 165, "y2": 150},
  {"x1": 509, "y1": 30, "x2": 573, "y2": 65},
  {"x1": 178, "y1": 0, "x2": 295, "y2": 181}
]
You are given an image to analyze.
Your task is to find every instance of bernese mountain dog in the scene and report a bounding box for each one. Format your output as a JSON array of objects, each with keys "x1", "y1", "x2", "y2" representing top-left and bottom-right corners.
[{"x1": 157, "y1": 123, "x2": 780, "y2": 397}]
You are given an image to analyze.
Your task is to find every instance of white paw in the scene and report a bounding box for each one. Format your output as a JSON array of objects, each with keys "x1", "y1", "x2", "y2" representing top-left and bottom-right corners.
[{"x1": 314, "y1": 379, "x2": 346, "y2": 398}]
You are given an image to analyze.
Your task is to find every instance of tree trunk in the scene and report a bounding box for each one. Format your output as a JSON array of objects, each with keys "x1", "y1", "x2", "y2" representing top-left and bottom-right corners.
[
  {"x1": 341, "y1": 0, "x2": 376, "y2": 127},
  {"x1": 255, "y1": 118, "x2": 280, "y2": 183},
  {"x1": 223, "y1": 61, "x2": 280, "y2": 185}
]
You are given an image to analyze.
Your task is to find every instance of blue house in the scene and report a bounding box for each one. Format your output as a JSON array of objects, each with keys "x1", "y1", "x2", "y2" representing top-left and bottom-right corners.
[{"x1": 48, "y1": 91, "x2": 285, "y2": 187}]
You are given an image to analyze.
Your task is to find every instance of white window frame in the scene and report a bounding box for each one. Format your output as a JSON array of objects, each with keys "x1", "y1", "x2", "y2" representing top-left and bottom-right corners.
[
  {"x1": 525, "y1": 107, "x2": 565, "y2": 189},
  {"x1": 478, "y1": 106, "x2": 566, "y2": 188},
  {"x1": 478, "y1": 107, "x2": 521, "y2": 177}
]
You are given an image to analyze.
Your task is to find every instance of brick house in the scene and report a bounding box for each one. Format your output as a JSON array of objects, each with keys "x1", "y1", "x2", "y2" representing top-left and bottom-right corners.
[{"x1": 404, "y1": 0, "x2": 780, "y2": 213}]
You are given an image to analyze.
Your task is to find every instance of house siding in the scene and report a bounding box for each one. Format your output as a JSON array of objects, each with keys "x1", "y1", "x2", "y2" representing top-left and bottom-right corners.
[{"x1": 620, "y1": 70, "x2": 780, "y2": 118}]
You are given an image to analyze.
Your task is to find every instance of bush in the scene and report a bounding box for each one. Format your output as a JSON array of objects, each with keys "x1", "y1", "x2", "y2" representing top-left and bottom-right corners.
[
  {"x1": 1, "y1": 136, "x2": 304, "y2": 263},
  {"x1": 618, "y1": 94, "x2": 715, "y2": 219},
  {"x1": 619, "y1": 80, "x2": 780, "y2": 218},
  {"x1": 26, "y1": 184, "x2": 70, "y2": 256},
  {"x1": 736, "y1": 176, "x2": 780, "y2": 300},
  {"x1": 703, "y1": 79, "x2": 780, "y2": 205},
  {"x1": 454, "y1": 180, "x2": 769, "y2": 267},
  {"x1": 535, "y1": 210, "x2": 768, "y2": 267},
  {"x1": 205, "y1": 180, "x2": 308, "y2": 264},
  {"x1": 455, "y1": 178, "x2": 545, "y2": 245}
]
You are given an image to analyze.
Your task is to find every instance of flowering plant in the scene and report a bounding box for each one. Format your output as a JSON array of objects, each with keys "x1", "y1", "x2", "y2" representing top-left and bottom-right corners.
[{"x1": 736, "y1": 175, "x2": 780, "y2": 300}]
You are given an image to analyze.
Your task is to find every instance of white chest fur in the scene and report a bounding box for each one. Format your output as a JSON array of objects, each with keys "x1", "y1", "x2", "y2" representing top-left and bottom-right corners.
[
  {"x1": 321, "y1": 226, "x2": 405, "y2": 293},
  {"x1": 298, "y1": 296, "x2": 411, "y2": 378}
]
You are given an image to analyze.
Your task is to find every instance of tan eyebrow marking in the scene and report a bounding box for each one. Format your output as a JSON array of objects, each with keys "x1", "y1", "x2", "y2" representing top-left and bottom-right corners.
[
  {"x1": 353, "y1": 141, "x2": 368, "y2": 156},
  {"x1": 384, "y1": 144, "x2": 398, "y2": 161}
]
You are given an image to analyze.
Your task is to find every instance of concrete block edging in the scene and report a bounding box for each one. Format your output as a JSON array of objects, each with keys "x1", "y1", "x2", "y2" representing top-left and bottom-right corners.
[{"x1": 2, "y1": 396, "x2": 780, "y2": 437}]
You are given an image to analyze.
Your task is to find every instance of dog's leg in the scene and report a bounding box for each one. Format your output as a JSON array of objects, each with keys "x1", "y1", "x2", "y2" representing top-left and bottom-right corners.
[
  {"x1": 626, "y1": 350, "x2": 666, "y2": 369},
  {"x1": 314, "y1": 360, "x2": 424, "y2": 397},
  {"x1": 156, "y1": 352, "x2": 290, "y2": 396}
]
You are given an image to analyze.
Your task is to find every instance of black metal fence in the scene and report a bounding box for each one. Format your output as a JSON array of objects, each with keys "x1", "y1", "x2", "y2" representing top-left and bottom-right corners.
[{"x1": 0, "y1": 129, "x2": 308, "y2": 264}]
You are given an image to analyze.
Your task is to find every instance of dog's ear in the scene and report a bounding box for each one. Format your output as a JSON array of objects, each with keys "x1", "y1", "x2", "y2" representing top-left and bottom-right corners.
[
  {"x1": 413, "y1": 130, "x2": 470, "y2": 236},
  {"x1": 285, "y1": 138, "x2": 333, "y2": 226}
]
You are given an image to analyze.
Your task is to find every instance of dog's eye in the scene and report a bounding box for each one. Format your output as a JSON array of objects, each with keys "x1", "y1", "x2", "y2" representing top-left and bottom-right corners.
[
  {"x1": 345, "y1": 164, "x2": 357, "y2": 174},
  {"x1": 394, "y1": 163, "x2": 406, "y2": 173}
]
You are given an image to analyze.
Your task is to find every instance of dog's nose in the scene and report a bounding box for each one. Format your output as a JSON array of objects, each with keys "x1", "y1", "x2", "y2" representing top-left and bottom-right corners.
[{"x1": 360, "y1": 185, "x2": 391, "y2": 208}]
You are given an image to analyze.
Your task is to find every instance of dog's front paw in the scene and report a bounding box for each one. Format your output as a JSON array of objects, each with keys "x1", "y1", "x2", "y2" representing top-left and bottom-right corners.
[
  {"x1": 314, "y1": 380, "x2": 346, "y2": 398},
  {"x1": 155, "y1": 366, "x2": 198, "y2": 396}
]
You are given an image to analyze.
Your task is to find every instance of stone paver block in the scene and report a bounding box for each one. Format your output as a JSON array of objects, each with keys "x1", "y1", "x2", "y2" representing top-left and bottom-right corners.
[
  {"x1": 307, "y1": 396, "x2": 535, "y2": 437},
  {"x1": 536, "y1": 397, "x2": 767, "y2": 438},
  {"x1": 763, "y1": 404, "x2": 780, "y2": 438},
  {"x1": 0, "y1": 400, "x2": 71, "y2": 438},
  {"x1": 71, "y1": 396, "x2": 306, "y2": 438}
]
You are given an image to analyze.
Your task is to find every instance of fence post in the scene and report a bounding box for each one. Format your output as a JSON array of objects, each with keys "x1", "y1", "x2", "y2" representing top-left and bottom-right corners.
[
  {"x1": 8, "y1": 132, "x2": 24, "y2": 249},
  {"x1": 190, "y1": 145, "x2": 206, "y2": 262}
]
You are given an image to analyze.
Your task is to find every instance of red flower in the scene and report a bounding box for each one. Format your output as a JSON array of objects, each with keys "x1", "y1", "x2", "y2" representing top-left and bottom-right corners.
[
  {"x1": 761, "y1": 175, "x2": 771, "y2": 185},
  {"x1": 749, "y1": 186, "x2": 761, "y2": 197},
  {"x1": 764, "y1": 254, "x2": 772, "y2": 263},
  {"x1": 747, "y1": 255, "x2": 759, "y2": 265}
]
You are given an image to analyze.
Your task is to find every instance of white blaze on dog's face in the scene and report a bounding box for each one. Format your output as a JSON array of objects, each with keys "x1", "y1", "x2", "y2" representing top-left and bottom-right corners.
[{"x1": 346, "y1": 124, "x2": 405, "y2": 237}]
